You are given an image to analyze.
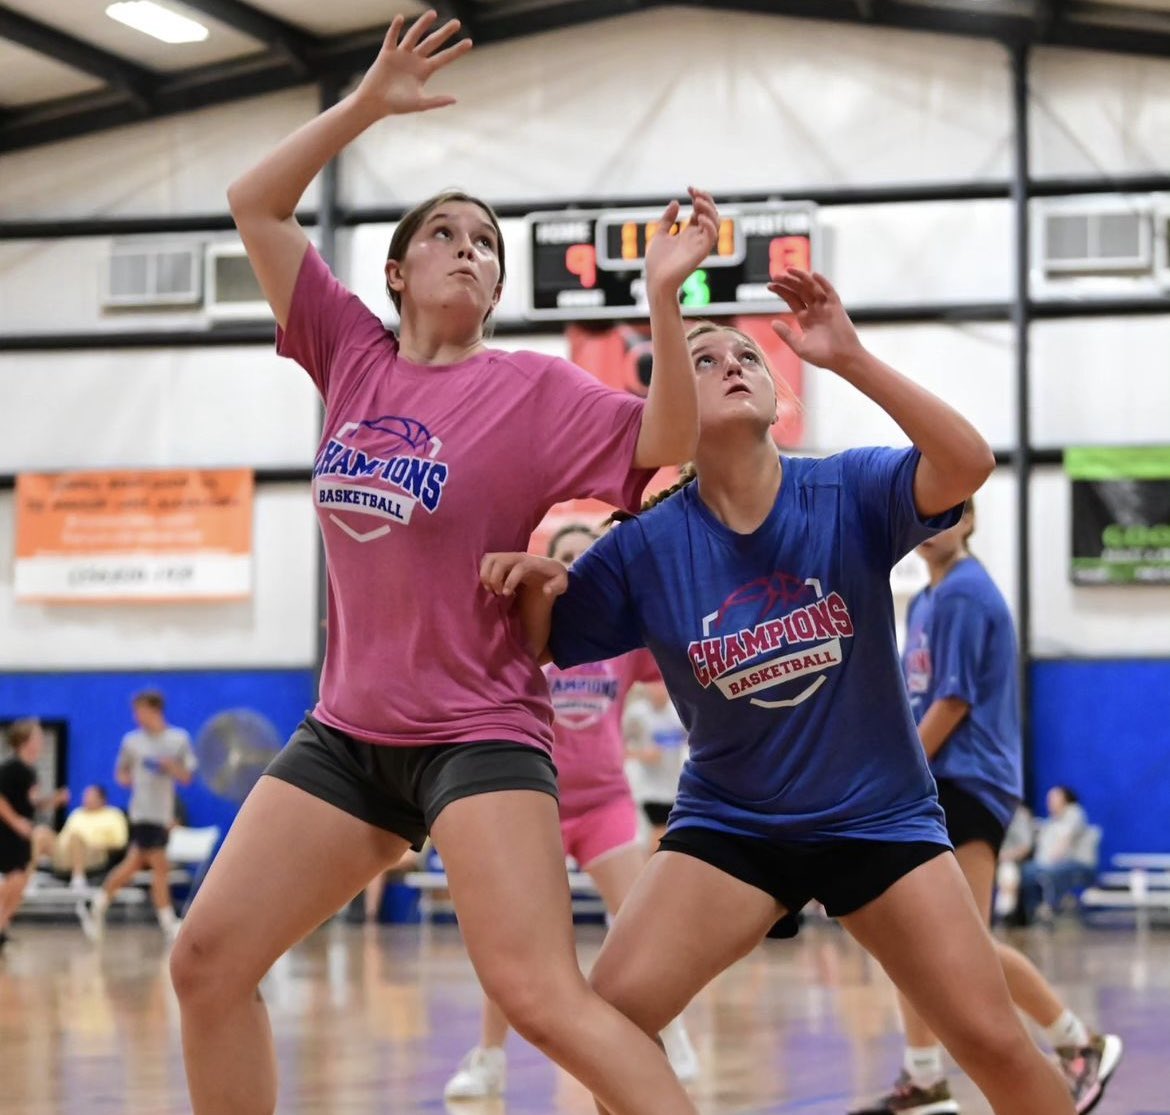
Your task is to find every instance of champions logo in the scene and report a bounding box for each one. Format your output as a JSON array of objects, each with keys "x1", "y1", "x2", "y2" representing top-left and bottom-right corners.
[
  {"x1": 904, "y1": 637, "x2": 931, "y2": 696},
  {"x1": 313, "y1": 415, "x2": 450, "y2": 543},
  {"x1": 546, "y1": 665, "x2": 621, "y2": 730},
  {"x1": 688, "y1": 572, "x2": 855, "y2": 709}
]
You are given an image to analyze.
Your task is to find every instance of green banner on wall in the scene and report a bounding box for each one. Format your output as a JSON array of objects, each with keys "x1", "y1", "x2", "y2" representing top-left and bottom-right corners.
[{"x1": 1066, "y1": 447, "x2": 1170, "y2": 586}]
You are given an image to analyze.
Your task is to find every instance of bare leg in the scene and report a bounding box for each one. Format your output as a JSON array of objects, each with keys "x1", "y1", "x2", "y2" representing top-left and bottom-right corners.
[
  {"x1": 169, "y1": 777, "x2": 410, "y2": 1115},
  {"x1": 585, "y1": 843, "x2": 646, "y2": 915},
  {"x1": 148, "y1": 848, "x2": 172, "y2": 913},
  {"x1": 587, "y1": 850, "x2": 782, "y2": 1115},
  {"x1": 67, "y1": 833, "x2": 88, "y2": 875},
  {"x1": 0, "y1": 869, "x2": 29, "y2": 931},
  {"x1": 898, "y1": 841, "x2": 1069, "y2": 1047},
  {"x1": 431, "y1": 792, "x2": 702, "y2": 1115},
  {"x1": 364, "y1": 872, "x2": 386, "y2": 922},
  {"x1": 102, "y1": 846, "x2": 147, "y2": 900},
  {"x1": 842, "y1": 852, "x2": 1074, "y2": 1115}
]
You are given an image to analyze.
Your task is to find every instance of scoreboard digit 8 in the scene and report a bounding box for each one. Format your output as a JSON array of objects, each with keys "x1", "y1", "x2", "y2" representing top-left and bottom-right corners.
[{"x1": 527, "y1": 201, "x2": 817, "y2": 321}]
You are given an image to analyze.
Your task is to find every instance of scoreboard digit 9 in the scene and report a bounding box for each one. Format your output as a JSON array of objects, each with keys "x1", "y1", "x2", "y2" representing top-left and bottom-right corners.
[{"x1": 527, "y1": 201, "x2": 817, "y2": 321}]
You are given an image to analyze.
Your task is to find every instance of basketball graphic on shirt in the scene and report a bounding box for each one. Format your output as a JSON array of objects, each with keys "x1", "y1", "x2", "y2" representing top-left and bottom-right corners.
[
  {"x1": 688, "y1": 571, "x2": 856, "y2": 710},
  {"x1": 546, "y1": 662, "x2": 622, "y2": 730},
  {"x1": 312, "y1": 414, "x2": 451, "y2": 543}
]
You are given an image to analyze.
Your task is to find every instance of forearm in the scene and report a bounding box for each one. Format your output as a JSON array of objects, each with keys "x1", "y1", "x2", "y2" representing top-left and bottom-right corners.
[
  {"x1": 637, "y1": 288, "x2": 699, "y2": 467},
  {"x1": 228, "y1": 93, "x2": 384, "y2": 219},
  {"x1": 918, "y1": 696, "x2": 970, "y2": 761},
  {"x1": 0, "y1": 799, "x2": 29, "y2": 835},
  {"x1": 834, "y1": 347, "x2": 994, "y2": 514},
  {"x1": 516, "y1": 585, "x2": 556, "y2": 662}
]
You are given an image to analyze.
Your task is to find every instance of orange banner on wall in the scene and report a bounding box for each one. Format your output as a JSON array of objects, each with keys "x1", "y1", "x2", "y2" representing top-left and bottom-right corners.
[{"x1": 15, "y1": 469, "x2": 254, "y2": 603}]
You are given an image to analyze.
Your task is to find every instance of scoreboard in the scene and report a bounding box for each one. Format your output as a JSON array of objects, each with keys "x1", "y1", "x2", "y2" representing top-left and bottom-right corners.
[{"x1": 527, "y1": 201, "x2": 818, "y2": 321}]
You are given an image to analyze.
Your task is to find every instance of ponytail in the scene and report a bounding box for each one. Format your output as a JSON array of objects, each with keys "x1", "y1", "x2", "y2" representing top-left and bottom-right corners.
[{"x1": 608, "y1": 464, "x2": 697, "y2": 526}]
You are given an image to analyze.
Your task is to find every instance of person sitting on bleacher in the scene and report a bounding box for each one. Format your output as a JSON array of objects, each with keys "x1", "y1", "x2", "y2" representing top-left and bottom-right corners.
[
  {"x1": 32, "y1": 785, "x2": 128, "y2": 893},
  {"x1": 1018, "y1": 786, "x2": 1099, "y2": 924}
]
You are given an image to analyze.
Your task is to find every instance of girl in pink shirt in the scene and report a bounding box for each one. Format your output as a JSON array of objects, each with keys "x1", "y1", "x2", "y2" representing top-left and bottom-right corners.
[
  {"x1": 444, "y1": 525, "x2": 698, "y2": 1100},
  {"x1": 169, "y1": 13, "x2": 715, "y2": 1115}
]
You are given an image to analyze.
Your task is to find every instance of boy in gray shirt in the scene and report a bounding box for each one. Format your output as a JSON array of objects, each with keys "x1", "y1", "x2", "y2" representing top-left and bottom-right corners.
[{"x1": 79, "y1": 689, "x2": 196, "y2": 942}]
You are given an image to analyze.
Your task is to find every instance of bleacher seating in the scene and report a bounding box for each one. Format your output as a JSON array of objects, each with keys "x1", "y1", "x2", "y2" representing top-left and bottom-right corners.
[{"x1": 16, "y1": 824, "x2": 220, "y2": 923}]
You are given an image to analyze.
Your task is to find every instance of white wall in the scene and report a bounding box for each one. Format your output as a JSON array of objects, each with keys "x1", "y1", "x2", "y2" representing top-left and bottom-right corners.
[
  {"x1": 2, "y1": 9, "x2": 1169, "y2": 667},
  {"x1": 0, "y1": 89, "x2": 321, "y2": 219},
  {"x1": 0, "y1": 485, "x2": 318, "y2": 670},
  {"x1": 1031, "y1": 48, "x2": 1170, "y2": 178},
  {"x1": 0, "y1": 347, "x2": 320, "y2": 473}
]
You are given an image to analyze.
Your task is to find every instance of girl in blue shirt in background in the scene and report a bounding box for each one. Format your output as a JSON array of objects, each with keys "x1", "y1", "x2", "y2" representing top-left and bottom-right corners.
[
  {"x1": 861, "y1": 502, "x2": 1121, "y2": 1115},
  {"x1": 480, "y1": 266, "x2": 1074, "y2": 1115}
]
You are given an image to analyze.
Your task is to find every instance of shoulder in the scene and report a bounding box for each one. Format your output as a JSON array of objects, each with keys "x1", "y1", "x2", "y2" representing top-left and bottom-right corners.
[
  {"x1": 937, "y1": 561, "x2": 1007, "y2": 609},
  {"x1": 487, "y1": 348, "x2": 572, "y2": 385}
]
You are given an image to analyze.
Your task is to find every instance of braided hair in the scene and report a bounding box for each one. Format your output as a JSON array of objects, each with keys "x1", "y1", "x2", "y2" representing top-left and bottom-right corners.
[{"x1": 608, "y1": 463, "x2": 697, "y2": 525}]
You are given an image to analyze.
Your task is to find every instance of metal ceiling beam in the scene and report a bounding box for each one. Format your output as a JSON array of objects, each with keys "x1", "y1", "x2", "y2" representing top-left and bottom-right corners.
[
  {"x1": 6, "y1": 1, "x2": 1170, "y2": 154},
  {"x1": 0, "y1": 4, "x2": 156, "y2": 109},
  {"x1": 175, "y1": 0, "x2": 321, "y2": 74}
]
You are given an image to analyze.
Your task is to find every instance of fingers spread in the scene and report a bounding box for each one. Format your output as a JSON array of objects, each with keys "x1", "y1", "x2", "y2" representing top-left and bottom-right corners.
[
  {"x1": 383, "y1": 15, "x2": 405, "y2": 51},
  {"x1": 418, "y1": 17, "x2": 461, "y2": 56},
  {"x1": 401, "y1": 8, "x2": 438, "y2": 50},
  {"x1": 429, "y1": 37, "x2": 474, "y2": 70},
  {"x1": 657, "y1": 199, "x2": 681, "y2": 233},
  {"x1": 768, "y1": 280, "x2": 807, "y2": 313}
]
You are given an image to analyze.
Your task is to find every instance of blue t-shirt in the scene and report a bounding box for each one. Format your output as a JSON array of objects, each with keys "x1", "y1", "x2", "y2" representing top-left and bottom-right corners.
[
  {"x1": 903, "y1": 557, "x2": 1022, "y2": 826},
  {"x1": 550, "y1": 447, "x2": 961, "y2": 845}
]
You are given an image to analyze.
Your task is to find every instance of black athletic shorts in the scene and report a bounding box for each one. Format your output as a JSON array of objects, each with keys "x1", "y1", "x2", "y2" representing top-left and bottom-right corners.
[
  {"x1": 658, "y1": 825, "x2": 949, "y2": 920},
  {"x1": 935, "y1": 779, "x2": 1007, "y2": 855},
  {"x1": 130, "y1": 822, "x2": 170, "y2": 851},
  {"x1": 0, "y1": 833, "x2": 32, "y2": 875},
  {"x1": 642, "y1": 801, "x2": 673, "y2": 827},
  {"x1": 264, "y1": 714, "x2": 559, "y2": 850}
]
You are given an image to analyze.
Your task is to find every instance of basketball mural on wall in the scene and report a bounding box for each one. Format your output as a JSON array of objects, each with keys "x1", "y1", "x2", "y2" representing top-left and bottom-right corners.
[{"x1": 529, "y1": 317, "x2": 805, "y2": 555}]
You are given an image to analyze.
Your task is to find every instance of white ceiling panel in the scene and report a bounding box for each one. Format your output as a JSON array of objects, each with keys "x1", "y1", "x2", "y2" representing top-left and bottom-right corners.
[
  {"x1": 242, "y1": 0, "x2": 428, "y2": 37},
  {"x1": 0, "y1": 40, "x2": 106, "y2": 106},
  {"x1": 1, "y1": 0, "x2": 266, "y2": 73}
]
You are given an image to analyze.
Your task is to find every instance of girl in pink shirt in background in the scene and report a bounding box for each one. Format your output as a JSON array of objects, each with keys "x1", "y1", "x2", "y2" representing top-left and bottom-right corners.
[
  {"x1": 444, "y1": 524, "x2": 698, "y2": 1101},
  {"x1": 169, "y1": 12, "x2": 716, "y2": 1115}
]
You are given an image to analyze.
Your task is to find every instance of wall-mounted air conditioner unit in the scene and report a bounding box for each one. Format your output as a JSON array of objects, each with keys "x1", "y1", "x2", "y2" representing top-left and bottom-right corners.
[
  {"x1": 204, "y1": 240, "x2": 272, "y2": 322},
  {"x1": 1153, "y1": 194, "x2": 1170, "y2": 292},
  {"x1": 103, "y1": 240, "x2": 202, "y2": 308},
  {"x1": 1032, "y1": 196, "x2": 1157, "y2": 298}
]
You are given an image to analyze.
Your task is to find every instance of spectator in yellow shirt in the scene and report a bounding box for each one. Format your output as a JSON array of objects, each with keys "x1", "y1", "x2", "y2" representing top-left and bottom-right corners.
[{"x1": 34, "y1": 785, "x2": 128, "y2": 892}]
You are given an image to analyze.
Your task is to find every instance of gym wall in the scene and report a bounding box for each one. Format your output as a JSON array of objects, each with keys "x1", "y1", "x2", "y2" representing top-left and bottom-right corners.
[{"x1": 1, "y1": 10, "x2": 1167, "y2": 854}]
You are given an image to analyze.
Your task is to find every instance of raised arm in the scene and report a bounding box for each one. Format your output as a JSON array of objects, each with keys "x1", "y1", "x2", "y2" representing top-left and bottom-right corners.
[
  {"x1": 226, "y1": 11, "x2": 472, "y2": 327},
  {"x1": 634, "y1": 190, "x2": 720, "y2": 468},
  {"x1": 769, "y1": 270, "x2": 994, "y2": 516}
]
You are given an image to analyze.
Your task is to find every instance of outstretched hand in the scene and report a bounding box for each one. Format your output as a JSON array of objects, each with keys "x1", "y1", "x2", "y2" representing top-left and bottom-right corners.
[
  {"x1": 644, "y1": 188, "x2": 720, "y2": 297},
  {"x1": 480, "y1": 553, "x2": 569, "y2": 599},
  {"x1": 354, "y1": 10, "x2": 473, "y2": 119},
  {"x1": 768, "y1": 269, "x2": 864, "y2": 370}
]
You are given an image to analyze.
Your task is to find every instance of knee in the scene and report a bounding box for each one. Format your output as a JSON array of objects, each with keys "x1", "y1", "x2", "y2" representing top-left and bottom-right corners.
[
  {"x1": 480, "y1": 965, "x2": 583, "y2": 1050},
  {"x1": 169, "y1": 922, "x2": 253, "y2": 1010},
  {"x1": 588, "y1": 963, "x2": 665, "y2": 1036}
]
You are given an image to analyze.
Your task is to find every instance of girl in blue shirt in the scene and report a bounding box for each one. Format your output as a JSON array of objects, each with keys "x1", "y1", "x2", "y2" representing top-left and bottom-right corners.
[
  {"x1": 481, "y1": 267, "x2": 1073, "y2": 1115},
  {"x1": 869, "y1": 504, "x2": 1121, "y2": 1115}
]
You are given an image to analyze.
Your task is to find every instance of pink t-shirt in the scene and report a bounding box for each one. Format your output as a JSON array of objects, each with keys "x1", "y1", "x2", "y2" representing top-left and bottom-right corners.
[
  {"x1": 277, "y1": 246, "x2": 652, "y2": 749},
  {"x1": 546, "y1": 650, "x2": 660, "y2": 815}
]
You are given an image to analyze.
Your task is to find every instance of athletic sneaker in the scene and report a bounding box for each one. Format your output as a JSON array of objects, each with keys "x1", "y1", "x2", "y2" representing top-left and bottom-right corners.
[
  {"x1": 443, "y1": 1046, "x2": 506, "y2": 1100},
  {"x1": 848, "y1": 1072, "x2": 960, "y2": 1114},
  {"x1": 76, "y1": 896, "x2": 106, "y2": 943},
  {"x1": 662, "y1": 1018, "x2": 700, "y2": 1083},
  {"x1": 1058, "y1": 1033, "x2": 1124, "y2": 1115}
]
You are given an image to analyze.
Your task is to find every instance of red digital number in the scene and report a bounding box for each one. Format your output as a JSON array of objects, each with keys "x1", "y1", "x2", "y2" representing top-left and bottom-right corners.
[
  {"x1": 565, "y1": 243, "x2": 597, "y2": 289},
  {"x1": 769, "y1": 235, "x2": 811, "y2": 277}
]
